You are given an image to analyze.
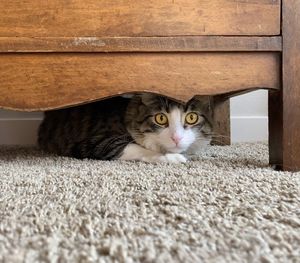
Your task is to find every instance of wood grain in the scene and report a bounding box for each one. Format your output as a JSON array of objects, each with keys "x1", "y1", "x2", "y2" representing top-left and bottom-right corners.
[
  {"x1": 0, "y1": 0, "x2": 281, "y2": 37},
  {"x1": 0, "y1": 36, "x2": 282, "y2": 53},
  {"x1": 0, "y1": 53, "x2": 280, "y2": 111},
  {"x1": 269, "y1": 0, "x2": 300, "y2": 171}
]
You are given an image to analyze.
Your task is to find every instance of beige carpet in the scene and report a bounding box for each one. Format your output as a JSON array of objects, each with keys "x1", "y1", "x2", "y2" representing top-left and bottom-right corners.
[{"x1": 0, "y1": 143, "x2": 299, "y2": 263}]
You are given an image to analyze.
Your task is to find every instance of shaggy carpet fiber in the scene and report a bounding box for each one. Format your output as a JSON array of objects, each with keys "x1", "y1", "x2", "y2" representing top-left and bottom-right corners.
[{"x1": 0, "y1": 143, "x2": 299, "y2": 263}]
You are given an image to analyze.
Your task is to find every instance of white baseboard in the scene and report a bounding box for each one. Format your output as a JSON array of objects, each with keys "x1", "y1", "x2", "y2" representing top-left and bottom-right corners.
[
  {"x1": 0, "y1": 119, "x2": 42, "y2": 145},
  {"x1": 0, "y1": 116, "x2": 268, "y2": 145},
  {"x1": 231, "y1": 116, "x2": 268, "y2": 143}
]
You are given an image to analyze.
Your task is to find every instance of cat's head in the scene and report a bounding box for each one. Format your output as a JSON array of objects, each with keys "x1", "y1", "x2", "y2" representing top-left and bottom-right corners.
[{"x1": 125, "y1": 94, "x2": 213, "y2": 154}]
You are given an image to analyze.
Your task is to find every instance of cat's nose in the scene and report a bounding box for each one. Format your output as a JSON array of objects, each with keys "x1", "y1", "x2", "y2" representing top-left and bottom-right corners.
[{"x1": 171, "y1": 134, "x2": 183, "y2": 145}]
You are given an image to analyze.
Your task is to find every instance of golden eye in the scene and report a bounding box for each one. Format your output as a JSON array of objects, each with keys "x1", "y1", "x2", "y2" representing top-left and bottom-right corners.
[
  {"x1": 154, "y1": 113, "x2": 168, "y2": 126},
  {"x1": 185, "y1": 112, "x2": 199, "y2": 125}
]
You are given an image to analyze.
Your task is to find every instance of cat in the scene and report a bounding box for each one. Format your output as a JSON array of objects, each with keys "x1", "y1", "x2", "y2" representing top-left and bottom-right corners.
[{"x1": 38, "y1": 94, "x2": 213, "y2": 163}]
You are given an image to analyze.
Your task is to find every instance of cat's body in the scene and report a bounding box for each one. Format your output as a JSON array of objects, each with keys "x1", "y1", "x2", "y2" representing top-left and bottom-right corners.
[{"x1": 38, "y1": 94, "x2": 213, "y2": 163}]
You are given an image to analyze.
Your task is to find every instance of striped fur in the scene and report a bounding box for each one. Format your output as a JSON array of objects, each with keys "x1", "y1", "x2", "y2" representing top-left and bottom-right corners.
[{"x1": 38, "y1": 94, "x2": 213, "y2": 160}]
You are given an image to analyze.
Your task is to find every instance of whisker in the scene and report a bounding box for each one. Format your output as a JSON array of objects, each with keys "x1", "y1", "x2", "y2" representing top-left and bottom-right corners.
[{"x1": 205, "y1": 133, "x2": 231, "y2": 138}]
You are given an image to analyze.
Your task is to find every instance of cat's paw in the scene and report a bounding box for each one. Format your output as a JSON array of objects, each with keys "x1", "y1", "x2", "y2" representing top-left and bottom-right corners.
[
  {"x1": 141, "y1": 153, "x2": 187, "y2": 163},
  {"x1": 158, "y1": 153, "x2": 187, "y2": 163}
]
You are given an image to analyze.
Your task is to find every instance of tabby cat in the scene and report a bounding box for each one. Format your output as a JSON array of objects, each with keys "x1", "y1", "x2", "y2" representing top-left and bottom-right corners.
[{"x1": 38, "y1": 94, "x2": 213, "y2": 163}]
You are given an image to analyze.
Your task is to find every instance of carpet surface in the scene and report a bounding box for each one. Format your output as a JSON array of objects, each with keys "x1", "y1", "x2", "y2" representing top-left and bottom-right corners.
[{"x1": 0, "y1": 143, "x2": 299, "y2": 263}]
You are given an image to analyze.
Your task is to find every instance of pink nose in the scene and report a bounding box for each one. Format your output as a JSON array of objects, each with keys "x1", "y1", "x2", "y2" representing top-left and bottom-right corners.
[{"x1": 171, "y1": 134, "x2": 183, "y2": 145}]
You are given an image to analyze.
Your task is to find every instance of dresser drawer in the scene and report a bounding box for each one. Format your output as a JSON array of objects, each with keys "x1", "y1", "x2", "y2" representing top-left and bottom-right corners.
[
  {"x1": 0, "y1": 52, "x2": 280, "y2": 111},
  {"x1": 0, "y1": 0, "x2": 281, "y2": 37}
]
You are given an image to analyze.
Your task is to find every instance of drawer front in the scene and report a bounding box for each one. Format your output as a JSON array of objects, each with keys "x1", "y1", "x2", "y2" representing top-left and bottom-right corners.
[
  {"x1": 0, "y1": 53, "x2": 280, "y2": 111},
  {"x1": 0, "y1": 0, "x2": 281, "y2": 37}
]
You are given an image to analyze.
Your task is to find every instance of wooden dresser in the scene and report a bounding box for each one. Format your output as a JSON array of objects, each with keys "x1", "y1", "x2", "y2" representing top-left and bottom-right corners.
[{"x1": 0, "y1": 0, "x2": 299, "y2": 171}]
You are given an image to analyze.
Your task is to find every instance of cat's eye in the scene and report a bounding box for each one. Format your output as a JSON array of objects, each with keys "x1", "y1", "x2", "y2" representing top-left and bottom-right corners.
[
  {"x1": 154, "y1": 113, "x2": 168, "y2": 126},
  {"x1": 185, "y1": 112, "x2": 199, "y2": 125}
]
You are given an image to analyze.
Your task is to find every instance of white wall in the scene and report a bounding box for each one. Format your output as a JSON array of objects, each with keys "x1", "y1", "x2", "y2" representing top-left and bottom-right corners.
[
  {"x1": 230, "y1": 90, "x2": 268, "y2": 142},
  {"x1": 0, "y1": 110, "x2": 42, "y2": 145},
  {"x1": 0, "y1": 91, "x2": 268, "y2": 145}
]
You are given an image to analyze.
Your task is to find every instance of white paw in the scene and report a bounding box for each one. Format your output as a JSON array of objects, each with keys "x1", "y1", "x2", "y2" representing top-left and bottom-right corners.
[
  {"x1": 141, "y1": 153, "x2": 187, "y2": 163},
  {"x1": 158, "y1": 153, "x2": 187, "y2": 163}
]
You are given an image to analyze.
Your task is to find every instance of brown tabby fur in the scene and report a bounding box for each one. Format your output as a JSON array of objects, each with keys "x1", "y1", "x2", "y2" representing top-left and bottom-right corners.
[{"x1": 38, "y1": 94, "x2": 213, "y2": 160}]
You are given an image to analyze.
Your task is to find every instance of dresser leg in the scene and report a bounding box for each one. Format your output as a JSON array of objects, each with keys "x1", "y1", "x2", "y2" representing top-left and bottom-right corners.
[
  {"x1": 268, "y1": 90, "x2": 283, "y2": 170},
  {"x1": 212, "y1": 99, "x2": 231, "y2": 146},
  {"x1": 269, "y1": 87, "x2": 300, "y2": 171},
  {"x1": 271, "y1": 0, "x2": 300, "y2": 171}
]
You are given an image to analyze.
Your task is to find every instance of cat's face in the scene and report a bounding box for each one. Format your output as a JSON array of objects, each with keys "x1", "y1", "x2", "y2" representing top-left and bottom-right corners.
[{"x1": 126, "y1": 94, "x2": 213, "y2": 154}]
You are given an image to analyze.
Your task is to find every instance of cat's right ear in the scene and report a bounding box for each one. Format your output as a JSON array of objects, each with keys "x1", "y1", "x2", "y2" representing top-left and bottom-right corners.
[{"x1": 140, "y1": 93, "x2": 158, "y2": 106}]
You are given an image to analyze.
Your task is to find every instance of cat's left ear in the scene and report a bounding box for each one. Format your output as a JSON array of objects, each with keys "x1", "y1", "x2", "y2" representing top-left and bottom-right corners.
[
  {"x1": 189, "y1": 95, "x2": 214, "y2": 114},
  {"x1": 140, "y1": 93, "x2": 158, "y2": 106}
]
